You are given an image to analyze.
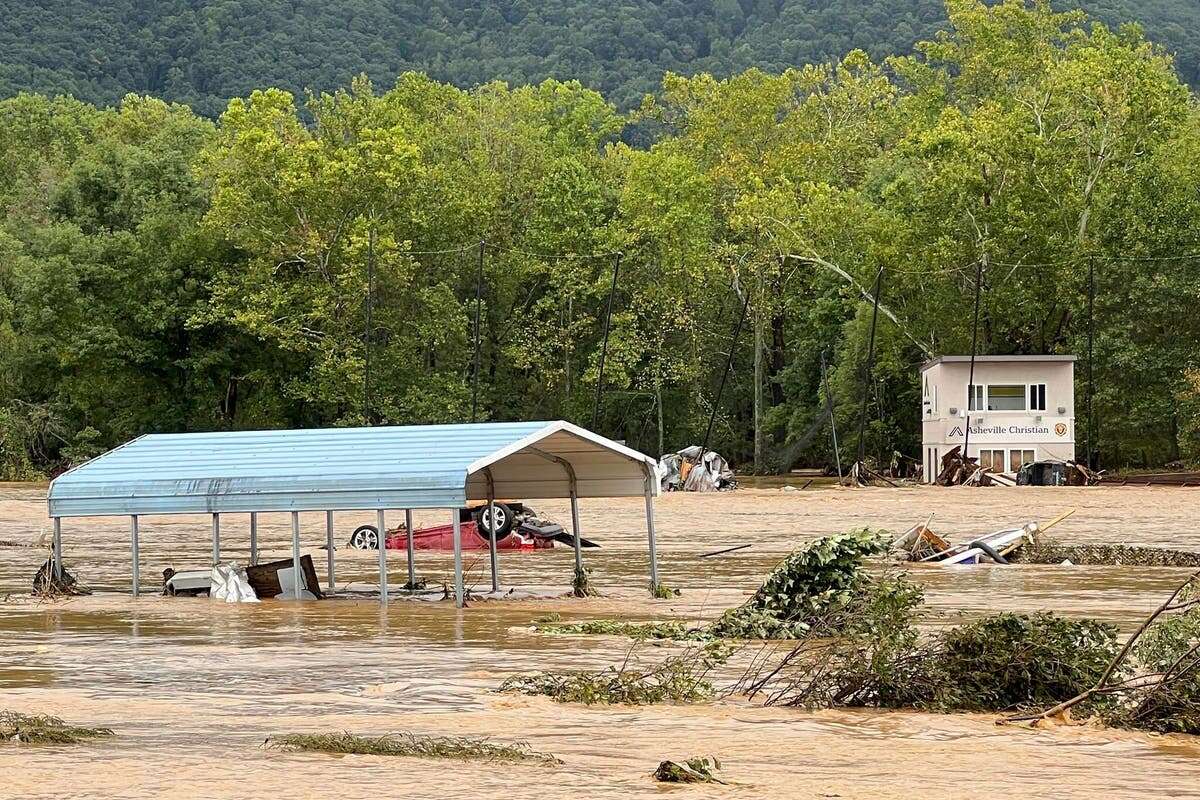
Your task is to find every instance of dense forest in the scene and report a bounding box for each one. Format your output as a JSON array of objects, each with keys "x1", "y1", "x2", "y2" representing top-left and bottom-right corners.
[
  {"x1": 0, "y1": 0, "x2": 1198, "y2": 115},
  {"x1": 2, "y1": 0, "x2": 1200, "y2": 479}
]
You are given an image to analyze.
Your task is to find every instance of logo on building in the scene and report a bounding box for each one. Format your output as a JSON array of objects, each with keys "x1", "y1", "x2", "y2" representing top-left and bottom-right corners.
[
  {"x1": 949, "y1": 426, "x2": 963, "y2": 438},
  {"x1": 1054, "y1": 423, "x2": 1067, "y2": 437}
]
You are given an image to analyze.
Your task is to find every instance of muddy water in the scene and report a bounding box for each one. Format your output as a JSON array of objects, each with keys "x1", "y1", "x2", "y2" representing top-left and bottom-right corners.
[{"x1": 2, "y1": 485, "x2": 1200, "y2": 798}]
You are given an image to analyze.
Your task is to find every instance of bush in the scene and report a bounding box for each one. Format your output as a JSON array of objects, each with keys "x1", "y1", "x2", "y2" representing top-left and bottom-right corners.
[
  {"x1": 928, "y1": 614, "x2": 1118, "y2": 712},
  {"x1": 709, "y1": 529, "x2": 897, "y2": 639}
]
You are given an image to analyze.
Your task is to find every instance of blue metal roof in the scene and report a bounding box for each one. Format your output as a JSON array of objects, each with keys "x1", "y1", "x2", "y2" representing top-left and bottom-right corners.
[{"x1": 48, "y1": 421, "x2": 649, "y2": 517}]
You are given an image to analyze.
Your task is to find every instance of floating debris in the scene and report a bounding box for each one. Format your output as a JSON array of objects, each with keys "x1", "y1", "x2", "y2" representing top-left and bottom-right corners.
[
  {"x1": 653, "y1": 756, "x2": 725, "y2": 783},
  {"x1": 534, "y1": 619, "x2": 704, "y2": 640},
  {"x1": 1010, "y1": 542, "x2": 1200, "y2": 567},
  {"x1": 264, "y1": 732, "x2": 560, "y2": 764},
  {"x1": 0, "y1": 711, "x2": 113, "y2": 744},
  {"x1": 32, "y1": 559, "x2": 90, "y2": 598},
  {"x1": 499, "y1": 644, "x2": 731, "y2": 705}
]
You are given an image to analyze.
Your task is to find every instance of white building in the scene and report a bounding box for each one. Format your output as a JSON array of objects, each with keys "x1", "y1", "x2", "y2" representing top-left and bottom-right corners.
[{"x1": 920, "y1": 355, "x2": 1076, "y2": 482}]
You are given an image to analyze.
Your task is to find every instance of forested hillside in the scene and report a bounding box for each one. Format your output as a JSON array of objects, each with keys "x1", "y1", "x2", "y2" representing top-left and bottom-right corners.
[
  {"x1": 0, "y1": 0, "x2": 1197, "y2": 115},
  {"x1": 2, "y1": 0, "x2": 1200, "y2": 479}
]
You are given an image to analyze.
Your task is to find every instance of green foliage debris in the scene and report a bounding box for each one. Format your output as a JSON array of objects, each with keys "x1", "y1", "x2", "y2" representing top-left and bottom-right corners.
[
  {"x1": 265, "y1": 732, "x2": 560, "y2": 764},
  {"x1": 654, "y1": 756, "x2": 725, "y2": 783},
  {"x1": 0, "y1": 711, "x2": 114, "y2": 744},
  {"x1": 500, "y1": 643, "x2": 733, "y2": 705}
]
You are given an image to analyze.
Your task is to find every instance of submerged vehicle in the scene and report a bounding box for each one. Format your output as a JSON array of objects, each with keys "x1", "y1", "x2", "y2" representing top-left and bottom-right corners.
[{"x1": 347, "y1": 501, "x2": 597, "y2": 552}]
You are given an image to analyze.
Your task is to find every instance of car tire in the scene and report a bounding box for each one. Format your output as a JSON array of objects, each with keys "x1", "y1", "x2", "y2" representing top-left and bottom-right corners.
[
  {"x1": 350, "y1": 524, "x2": 380, "y2": 550},
  {"x1": 474, "y1": 502, "x2": 515, "y2": 539}
]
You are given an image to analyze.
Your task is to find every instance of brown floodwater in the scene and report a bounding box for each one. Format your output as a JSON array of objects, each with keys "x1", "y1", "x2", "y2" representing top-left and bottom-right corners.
[{"x1": 2, "y1": 484, "x2": 1200, "y2": 798}]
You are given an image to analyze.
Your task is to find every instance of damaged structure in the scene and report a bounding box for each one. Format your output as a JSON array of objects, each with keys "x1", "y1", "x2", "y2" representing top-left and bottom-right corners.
[
  {"x1": 921, "y1": 355, "x2": 1076, "y2": 484},
  {"x1": 45, "y1": 421, "x2": 661, "y2": 607}
]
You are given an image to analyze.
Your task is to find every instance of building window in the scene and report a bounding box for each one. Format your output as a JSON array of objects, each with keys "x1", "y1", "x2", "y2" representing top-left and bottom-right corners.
[
  {"x1": 987, "y1": 384, "x2": 1026, "y2": 411},
  {"x1": 1010, "y1": 449, "x2": 1036, "y2": 472},
  {"x1": 1029, "y1": 383, "x2": 1046, "y2": 411},
  {"x1": 967, "y1": 384, "x2": 984, "y2": 411}
]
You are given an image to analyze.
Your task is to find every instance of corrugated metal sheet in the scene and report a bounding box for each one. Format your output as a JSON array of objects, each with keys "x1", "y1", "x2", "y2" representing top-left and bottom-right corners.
[{"x1": 48, "y1": 421, "x2": 657, "y2": 518}]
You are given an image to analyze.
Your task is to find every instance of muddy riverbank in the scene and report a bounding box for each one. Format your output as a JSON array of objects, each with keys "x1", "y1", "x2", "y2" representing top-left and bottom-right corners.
[{"x1": 2, "y1": 484, "x2": 1200, "y2": 798}]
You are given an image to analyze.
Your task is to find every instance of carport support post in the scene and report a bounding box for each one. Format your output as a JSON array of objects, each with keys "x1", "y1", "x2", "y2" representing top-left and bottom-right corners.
[
  {"x1": 211, "y1": 513, "x2": 220, "y2": 565},
  {"x1": 377, "y1": 509, "x2": 388, "y2": 604},
  {"x1": 249, "y1": 512, "x2": 258, "y2": 566},
  {"x1": 485, "y1": 468, "x2": 499, "y2": 593},
  {"x1": 452, "y1": 509, "x2": 464, "y2": 608},
  {"x1": 325, "y1": 510, "x2": 335, "y2": 592},
  {"x1": 51, "y1": 517, "x2": 62, "y2": 579},
  {"x1": 643, "y1": 474, "x2": 659, "y2": 590},
  {"x1": 404, "y1": 509, "x2": 415, "y2": 589},
  {"x1": 569, "y1": 489, "x2": 583, "y2": 575},
  {"x1": 290, "y1": 511, "x2": 302, "y2": 600},
  {"x1": 130, "y1": 515, "x2": 140, "y2": 598}
]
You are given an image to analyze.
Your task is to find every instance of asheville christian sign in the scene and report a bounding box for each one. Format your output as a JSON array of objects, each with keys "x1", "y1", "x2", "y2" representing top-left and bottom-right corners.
[{"x1": 942, "y1": 418, "x2": 1073, "y2": 444}]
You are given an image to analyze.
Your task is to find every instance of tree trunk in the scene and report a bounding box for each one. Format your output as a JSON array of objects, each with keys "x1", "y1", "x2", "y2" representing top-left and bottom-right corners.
[
  {"x1": 754, "y1": 306, "x2": 764, "y2": 475},
  {"x1": 770, "y1": 310, "x2": 786, "y2": 407}
]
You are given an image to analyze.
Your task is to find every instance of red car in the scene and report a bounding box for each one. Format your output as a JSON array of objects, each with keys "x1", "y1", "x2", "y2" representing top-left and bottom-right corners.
[{"x1": 347, "y1": 502, "x2": 597, "y2": 552}]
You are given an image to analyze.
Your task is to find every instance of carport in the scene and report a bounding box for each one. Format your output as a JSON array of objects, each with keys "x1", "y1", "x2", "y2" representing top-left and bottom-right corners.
[{"x1": 46, "y1": 421, "x2": 661, "y2": 606}]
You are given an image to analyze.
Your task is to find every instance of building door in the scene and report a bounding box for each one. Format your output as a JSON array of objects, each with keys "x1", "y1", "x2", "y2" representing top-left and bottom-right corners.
[
  {"x1": 1009, "y1": 449, "x2": 1036, "y2": 472},
  {"x1": 979, "y1": 449, "x2": 1005, "y2": 472}
]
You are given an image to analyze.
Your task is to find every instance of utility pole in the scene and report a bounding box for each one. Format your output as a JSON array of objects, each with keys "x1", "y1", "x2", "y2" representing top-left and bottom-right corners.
[
  {"x1": 855, "y1": 268, "x2": 884, "y2": 466},
  {"x1": 962, "y1": 255, "x2": 985, "y2": 462},
  {"x1": 592, "y1": 253, "x2": 620, "y2": 431}
]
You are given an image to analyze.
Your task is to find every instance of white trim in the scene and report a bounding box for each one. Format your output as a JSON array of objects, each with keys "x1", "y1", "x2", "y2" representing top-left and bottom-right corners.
[{"x1": 465, "y1": 420, "x2": 657, "y2": 476}]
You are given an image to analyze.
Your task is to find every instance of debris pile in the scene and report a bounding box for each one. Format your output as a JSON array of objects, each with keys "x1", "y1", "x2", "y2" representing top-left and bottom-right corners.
[
  {"x1": 162, "y1": 556, "x2": 324, "y2": 600},
  {"x1": 933, "y1": 446, "x2": 1010, "y2": 486},
  {"x1": 32, "y1": 559, "x2": 89, "y2": 598},
  {"x1": 840, "y1": 460, "x2": 898, "y2": 487},
  {"x1": 654, "y1": 756, "x2": 725, "y2": 784},
  {"x1": 1016, "y1": 460, "x2": 1103, "y2": 486},
  {"x1": 894, "y1": 510, "x2": 1074, "y2": 565},
  {"x1": 659, "y1": 446, "x2": 736, "y2": 492}
]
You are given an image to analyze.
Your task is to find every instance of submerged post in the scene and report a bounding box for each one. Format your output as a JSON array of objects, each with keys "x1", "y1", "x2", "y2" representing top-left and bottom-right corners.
[
  {"x1": 377, "y1": 509, "x2": 388, "y2": 604},
  {"x1": 325, "y1": 510, "x2": 335, "y2": 592},
  {"x1": 51, "y1": 517, "x2": 62, "y2": 579},
  {"x1": 569, "y1": 489, "x2": 583, "y2": 576},
  {"x1": 452, "y1": 508, "x2": 464, "y2": 608},
  {"x1": 290, "y1": 511, "x2": 302, "y2": 600},
  {"x1": 211, "y1": 513, "x2": 221, "y2": 565},
  {"x1": 130, "y1": 515, "x2": 140, "y2": 598},
  {"x1": 404, "y1": 509, "x2": 415, "y2": 589},
  {"x1": 249, "y1": 512, "x2": 258, "y2": 566},
  {"x1": 643, "y1": 470, "x2": 659, "y2": 591},
  {"x1": 485, "y1": 468, "x2": 499, "y2": 593}
]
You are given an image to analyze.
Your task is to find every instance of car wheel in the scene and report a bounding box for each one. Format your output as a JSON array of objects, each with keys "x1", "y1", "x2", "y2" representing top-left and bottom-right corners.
[
  {"x1": 350, "y1": 524, "x2": 380, "y2": 550},
  {"x1": 474, "y1": 502, "x2": 515, "y2": 539}
]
